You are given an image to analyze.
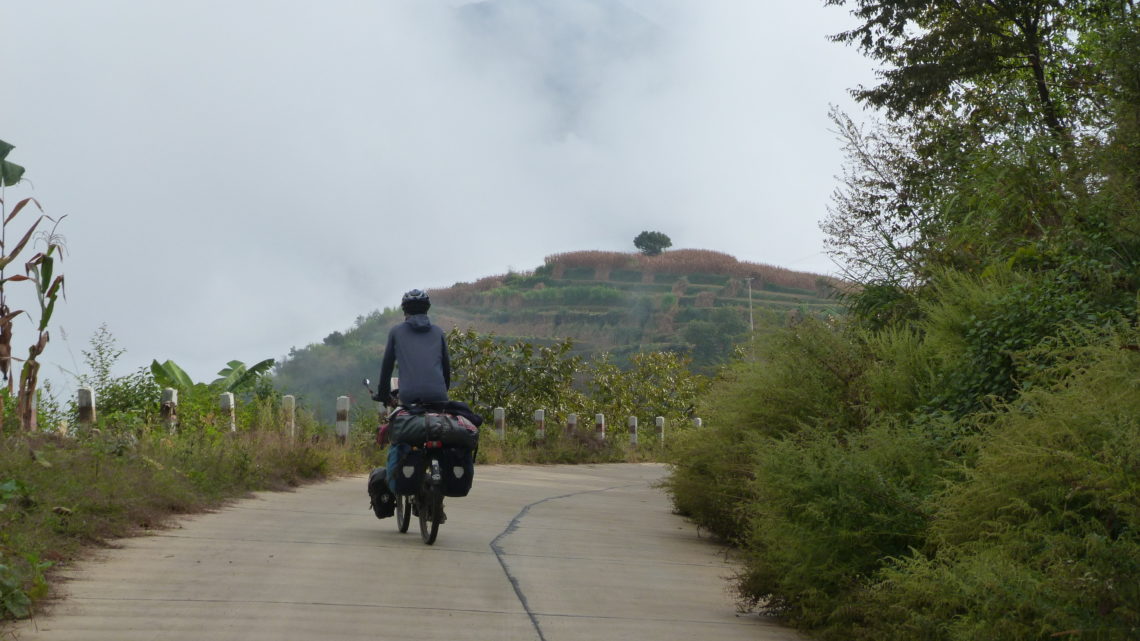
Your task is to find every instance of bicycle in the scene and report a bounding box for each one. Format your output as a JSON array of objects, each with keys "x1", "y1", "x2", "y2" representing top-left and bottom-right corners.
[
  {"x1": 392, "y1": 440, "x2": 447, "y2": 544},
  {"x1": 365, "y1": 378, "x2": 465, "y2": 546}
]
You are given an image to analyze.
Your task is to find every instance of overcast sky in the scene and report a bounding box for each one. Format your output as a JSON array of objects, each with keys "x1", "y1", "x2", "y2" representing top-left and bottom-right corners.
[{"x1": 1, "y1": 0, "x2": 875, "y2": 390}]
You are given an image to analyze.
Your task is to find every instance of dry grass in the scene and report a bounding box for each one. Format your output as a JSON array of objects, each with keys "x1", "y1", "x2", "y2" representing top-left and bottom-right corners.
[{"x1": 544, "y1": 250, "x2": 634, "y2": 270}]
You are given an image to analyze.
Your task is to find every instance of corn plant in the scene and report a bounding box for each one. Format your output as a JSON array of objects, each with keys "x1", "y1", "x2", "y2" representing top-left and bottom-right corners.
[{"x1": 0, "y1": 139, "x2": 66, "y2": 432}]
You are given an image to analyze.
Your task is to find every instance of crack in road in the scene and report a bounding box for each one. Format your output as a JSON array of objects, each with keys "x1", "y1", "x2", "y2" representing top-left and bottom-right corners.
[{"x1": 489, "y1": 483, "x2": 644, "y2": 641}]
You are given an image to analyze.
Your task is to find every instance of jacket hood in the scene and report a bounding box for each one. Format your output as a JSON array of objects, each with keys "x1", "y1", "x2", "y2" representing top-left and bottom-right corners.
[{"x1": 406, "y1": 314, "x2": 433, "y2": 332}]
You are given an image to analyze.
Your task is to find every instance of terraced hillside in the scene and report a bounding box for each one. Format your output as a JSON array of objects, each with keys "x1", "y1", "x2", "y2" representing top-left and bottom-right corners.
[
  {"x1": 273, "y1": 249, "x2": 844, "y2": 418},
  {"x1": 431, "y1": 249, "x2": 843, "y2": 363}
]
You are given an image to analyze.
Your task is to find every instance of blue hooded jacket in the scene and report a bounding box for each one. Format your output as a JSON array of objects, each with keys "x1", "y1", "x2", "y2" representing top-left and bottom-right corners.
[{"x1": 377, "y1": 314, "x2": 450, "y2": 404}]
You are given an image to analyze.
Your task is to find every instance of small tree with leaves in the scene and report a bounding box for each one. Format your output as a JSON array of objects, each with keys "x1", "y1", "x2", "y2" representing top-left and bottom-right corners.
[{"x1": 634, "y1": 231, "x2": 672, "y2": 256}]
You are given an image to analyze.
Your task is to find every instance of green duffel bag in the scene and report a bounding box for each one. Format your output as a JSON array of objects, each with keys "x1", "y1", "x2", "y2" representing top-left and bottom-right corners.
[{"x1": 388, "y1": 410, "x2": 479, "y2": 449}]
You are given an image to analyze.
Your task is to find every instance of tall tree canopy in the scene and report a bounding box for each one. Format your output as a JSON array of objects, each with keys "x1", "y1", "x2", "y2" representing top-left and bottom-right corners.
[{"x1": 823, "y1": 0, "x2": 1140, "y2": 288}]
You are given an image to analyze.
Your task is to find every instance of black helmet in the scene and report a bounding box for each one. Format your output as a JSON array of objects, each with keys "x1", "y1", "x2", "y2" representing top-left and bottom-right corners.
[{"x1": 401, "y1": 289, "x2": 431, "y2": 313}]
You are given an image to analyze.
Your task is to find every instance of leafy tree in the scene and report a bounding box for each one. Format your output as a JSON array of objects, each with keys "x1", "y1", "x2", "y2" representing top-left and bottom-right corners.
[
  {"x1": 633, "y1": 231, "x2": 672, "y2": 256},
  {"x1": 823, "y1": 0, "x2": 1140, "y2": 288},
  {"x1": 826, "y1": 0, "x2": 1128, "y2": 144},
  {"x1": 585, "y1": 351, "x2": 704, "y2": 424},
  {"x1": 446, "y1": 328, "x2": 584, "y2": 427}
]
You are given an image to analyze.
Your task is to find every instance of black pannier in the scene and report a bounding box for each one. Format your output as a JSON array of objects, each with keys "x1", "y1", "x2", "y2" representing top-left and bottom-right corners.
[
  {"x1": 367, "y1": 467, "x2": 396, "y2": 518},
  {"x1": 440, "y1": 447, "x2": 475, "y2": 497},
  {"x1": 392, "y1": 446, "x2": 425, "y2": 495}
]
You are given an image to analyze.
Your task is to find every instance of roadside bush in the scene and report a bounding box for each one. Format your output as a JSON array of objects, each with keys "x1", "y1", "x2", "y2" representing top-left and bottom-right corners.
[
  {"x1": 859, "y1": 326, "x2": 939, "y2": 419},
  {"x1": 919, "y1": 267, "x2": 1125, "y2": 417},
  {"x1": 842, "y1": 325, "x2": 1140, "y2": 641},
  {"x1": 665, "y1": 319, "x2": 872, "y2": 539},
  {"x1": 737, "y1": 422, "x2": 943, "y2": 631}
]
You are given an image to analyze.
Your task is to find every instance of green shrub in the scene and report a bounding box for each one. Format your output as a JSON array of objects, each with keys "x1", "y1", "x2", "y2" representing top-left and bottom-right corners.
[
  {"x1": 737, "y1": 422, "x2": 943, "y2": 630},
  {"x1": 845, "y1": 325, "x2": 1140, "y2": 640},
  {"x1": 920, "y1": 267, "x2": 1125, "y2": 417},
  {"x1": 665, "y1": 320, "x2": 873, "y2": 539}
]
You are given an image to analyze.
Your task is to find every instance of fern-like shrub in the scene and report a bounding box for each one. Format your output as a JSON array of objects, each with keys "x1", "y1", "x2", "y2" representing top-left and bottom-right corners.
[{"x1": 842, "y1": 326, "x2": 1140, "y2": 641}]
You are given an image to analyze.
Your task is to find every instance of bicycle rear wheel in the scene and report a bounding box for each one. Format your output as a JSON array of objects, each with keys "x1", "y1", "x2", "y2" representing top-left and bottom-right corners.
[
  {"x1": 418, "y1": 485, "x2": 443, "y2": 545},
  {"x1": 396, "y1": 494, "x2": 412, "y2": 533}
]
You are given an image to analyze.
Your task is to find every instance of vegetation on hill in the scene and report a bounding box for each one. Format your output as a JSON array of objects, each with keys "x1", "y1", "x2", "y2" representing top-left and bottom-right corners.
[
  {"x1": 272, "y1": 248, "x2": 840, "y2": 419},
  {"x1": 666, "y1": 2, "x2": 1140, "y2": 639}
]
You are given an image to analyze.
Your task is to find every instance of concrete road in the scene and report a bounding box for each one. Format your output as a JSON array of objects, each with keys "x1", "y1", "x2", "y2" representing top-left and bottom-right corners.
[{"x1": 14, "y1": 463, "x2": 801, "y2": 641}]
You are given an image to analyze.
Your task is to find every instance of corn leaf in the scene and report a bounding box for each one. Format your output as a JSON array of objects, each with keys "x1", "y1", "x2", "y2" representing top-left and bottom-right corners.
[
  {"x1": 5, "y1": 197, "x2": 40, "y2": 225},
  {"x1": 0, "y1": 220, "x2": 43, "y2": 271}
]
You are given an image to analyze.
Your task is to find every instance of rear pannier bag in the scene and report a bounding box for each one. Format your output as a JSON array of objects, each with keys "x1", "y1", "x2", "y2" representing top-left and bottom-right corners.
[
  {"x1": 391, "y1": 445, "x2": 425, "y2": 496},
  {"x1": 388, "y1": 411, "x2": 479, "y2": 449},
  {"x1": 367, "y1": 467, "x2": 396, "y2": 518},
  {"x1": 440, "y1": 447, "x2": 475, "y2": 497}
]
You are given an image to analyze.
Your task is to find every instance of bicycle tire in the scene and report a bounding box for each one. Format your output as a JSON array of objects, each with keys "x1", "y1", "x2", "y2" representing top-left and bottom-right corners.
[
  {"x1": 396, "y1": 494, "x2": 412, "y2": 533},
  {"x1": 418, "y1": 485, "x2": 443, "y2": 545}
]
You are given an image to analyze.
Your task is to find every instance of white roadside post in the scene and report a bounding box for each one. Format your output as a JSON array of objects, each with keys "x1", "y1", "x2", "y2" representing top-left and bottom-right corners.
[
  {"x1": 220, "y1": 392, "x2": 236, "y2": 432},
  {"x1": 161, "y1": 388, "x2": 179, "y2": 434},
  {"x1": 494, "y1": 407, "x2": 506, "y2": 439},
  {"x1": 282, "y1": 395, "x2": 296, "y2": 438},
  {"x1": 693, "y1": 417, "x2": 703, "y2": 428},
  {"x1": 566, "y1": 413, "x2": 577, "y2": 436},
  {"x1": 77, "y1": 387, "x2": 96, "y2": 429},
  {"x1": 629, "y1": 416, "x2": 638, "y2": 447},
  {"x1": 534, "y1": 409, "x2": 546, "y2": 441},
  {"x1": 335, "y1": 396, "x2": 350, "y2": 444},
  {"x1": 595, "y1": 413, "x2": 606, "y2": 441},
  {"x1": 656, "y1": 416, "x2": 665, "y2": 444}
]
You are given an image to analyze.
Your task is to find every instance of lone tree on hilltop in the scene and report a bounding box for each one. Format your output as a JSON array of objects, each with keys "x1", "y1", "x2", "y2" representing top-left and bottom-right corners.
[{"x1": 634, "y1": 231, "x2": 672, "y2": 256}]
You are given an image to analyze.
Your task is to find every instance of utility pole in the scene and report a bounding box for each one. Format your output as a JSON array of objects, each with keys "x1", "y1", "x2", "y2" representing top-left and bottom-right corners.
[{"x1": 744, "y1": 277, "x2": 754, "y2": 332}]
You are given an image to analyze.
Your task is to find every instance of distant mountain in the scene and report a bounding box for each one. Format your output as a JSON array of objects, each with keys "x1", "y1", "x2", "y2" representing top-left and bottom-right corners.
[{"x1": 273, "y1": 249, "x2": 843, "y2": 420}]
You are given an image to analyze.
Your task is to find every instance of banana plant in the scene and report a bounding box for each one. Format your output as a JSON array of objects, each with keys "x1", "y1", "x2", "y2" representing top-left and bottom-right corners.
[
  {"x1": 212, "y1": 359, "x2": 275, "y2": 393},
  {"x1": 149, "y1": 359, "x2": 194, "y2": 390},
  {"x1": 150, "y1": 358, "x2": 275, "y2": 393}
]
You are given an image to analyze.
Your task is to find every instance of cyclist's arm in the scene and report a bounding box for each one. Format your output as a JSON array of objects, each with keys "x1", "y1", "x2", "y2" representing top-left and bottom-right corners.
[
  {"x1": 378, "y1": 332, "x2": 396, "y2": 401},
  {"x1": 441, "y1": 334, "x2": 451, "y2": 390}
]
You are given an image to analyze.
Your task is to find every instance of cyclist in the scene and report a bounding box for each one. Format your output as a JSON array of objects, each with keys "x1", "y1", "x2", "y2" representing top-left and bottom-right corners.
[
  {"x1": 375, "y1": 289, "x2": 450, "y2": 407},
  {"x1": 372, "y1": 289, "x2": 453, "y2": 521}
]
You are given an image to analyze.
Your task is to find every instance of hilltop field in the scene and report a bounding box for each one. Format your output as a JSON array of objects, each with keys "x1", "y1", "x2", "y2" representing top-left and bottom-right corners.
[{"x1": 273, "y1": 249, "x2": 844, "y2": 417}]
